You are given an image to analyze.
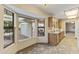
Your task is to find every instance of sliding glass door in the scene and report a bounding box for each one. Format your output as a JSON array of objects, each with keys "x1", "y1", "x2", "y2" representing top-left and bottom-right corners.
[{"x1": 4, "y1": 9, "x2": 14, "y2": 48}]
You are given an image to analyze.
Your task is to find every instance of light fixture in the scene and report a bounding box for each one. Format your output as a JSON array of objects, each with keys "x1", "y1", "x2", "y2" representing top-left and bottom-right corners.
[
  {"x1": 65, "y1": 8, "x2": 79, "y2": 19},
  {"x1": 43, "y1": 4, "x2": 48, "y2": 7},
  {"x1": 44, "y1": 4, "x2": 47, "y2": 6}
]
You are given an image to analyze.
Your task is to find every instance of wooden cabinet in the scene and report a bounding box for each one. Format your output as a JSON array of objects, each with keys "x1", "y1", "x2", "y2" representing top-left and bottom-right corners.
[
  {"x1": 48, "y1": 31, "x2": 64, "y2": 46},
  {"x1": 48, "y1": 33, "x2": 57, "y2": 45},
  {"x1": 48, "y1": 17, "x2": 52, "y2": 27},
  {"x1": 59, "y1": 31, "x2": 64, "y2": 41},
  {"x1": 48, "y1": 17, "x2": 64, "y2": 46},
  {"x1": 48, "y1": 17, "x2": 59, "y2": 28}
]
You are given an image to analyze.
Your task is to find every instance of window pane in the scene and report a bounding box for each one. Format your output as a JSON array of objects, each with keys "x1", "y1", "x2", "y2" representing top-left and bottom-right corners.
[
  {"x1": 4, "y1": 9, "x2": 14, "y2": 48},
  {"x1": 18, "y1": 17, "x2": 32, "y2": 40}
]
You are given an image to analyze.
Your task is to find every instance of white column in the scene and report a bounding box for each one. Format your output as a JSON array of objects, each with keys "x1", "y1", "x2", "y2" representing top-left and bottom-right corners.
[
  {"x1": 34, "y1": 19, "x2": 38, "y2": 38},
  {"x1": 14, "y1": 14, "x2": 19, "y2": 43},
  {"x1": 45, "y1": 18, "x2": 48, "y2": 43}
]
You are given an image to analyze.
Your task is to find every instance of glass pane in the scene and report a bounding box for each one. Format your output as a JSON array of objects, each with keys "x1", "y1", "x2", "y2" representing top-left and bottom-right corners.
[
  {"x1": 18, "y1": 17, "x2": 32, "y2": 40},
  {"x1": 4, "y1": 9, "x2": 14, "y2": 48}
]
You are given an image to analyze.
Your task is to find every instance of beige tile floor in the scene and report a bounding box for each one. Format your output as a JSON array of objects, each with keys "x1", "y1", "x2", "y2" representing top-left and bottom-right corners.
[{"x1": 18, "y1": 33, "x2": 79, "y2": 54}]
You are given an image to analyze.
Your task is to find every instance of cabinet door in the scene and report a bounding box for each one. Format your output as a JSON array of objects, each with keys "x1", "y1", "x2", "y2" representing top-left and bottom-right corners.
[
  {"x1": 48, "y1": 33, "x2": 57, "y2": 45},
  {"x1": 48, "y1": 17, "x2": 52, "y2": 27},
  {"x1": 61, "y1": 32, "x2": 64, "y2": 39}
]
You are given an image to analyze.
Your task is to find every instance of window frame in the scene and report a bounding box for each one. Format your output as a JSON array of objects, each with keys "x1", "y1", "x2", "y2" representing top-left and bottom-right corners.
[{"x1": 18, "y1": 15, "x2": 33, "y2": 41}]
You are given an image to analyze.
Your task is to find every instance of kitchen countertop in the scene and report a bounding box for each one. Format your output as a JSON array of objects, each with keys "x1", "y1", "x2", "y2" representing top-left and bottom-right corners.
[{"x1": 48, "y1": 29, "x2": 64, "y2": 34}]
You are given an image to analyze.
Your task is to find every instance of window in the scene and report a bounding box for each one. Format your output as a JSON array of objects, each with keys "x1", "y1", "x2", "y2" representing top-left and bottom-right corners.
[
  {"x1": 4, "y1": 9, "x2": 14, "y2": 48},
  {"x1": 18, "y1": 16, "x2": 32, "y2": 40},
  {"x1": 37, "y1": 20, "x2": 45, "y2": 37}
]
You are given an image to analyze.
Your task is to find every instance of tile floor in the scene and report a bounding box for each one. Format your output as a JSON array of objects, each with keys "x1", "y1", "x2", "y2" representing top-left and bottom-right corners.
[{"x1": 18, "y1": 33, "x2": 79, "y2": 54}]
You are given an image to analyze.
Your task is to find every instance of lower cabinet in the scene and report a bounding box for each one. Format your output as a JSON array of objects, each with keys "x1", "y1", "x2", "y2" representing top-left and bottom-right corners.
[{"x1": 48, "y1": 31, "x2": 64, "y2": 46}]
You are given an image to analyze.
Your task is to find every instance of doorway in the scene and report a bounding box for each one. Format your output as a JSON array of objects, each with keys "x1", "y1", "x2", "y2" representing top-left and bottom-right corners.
[{"x1": 65, "y1": 22, "x2": 75, "y2": 38}]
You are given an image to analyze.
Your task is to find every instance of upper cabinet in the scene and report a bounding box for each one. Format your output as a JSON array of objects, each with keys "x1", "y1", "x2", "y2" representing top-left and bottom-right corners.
[
  {"x1": 58, "y1": 20, "x2": 64, "y2": 29},
  {"x1": 48, "y1": 17, "x2": 59, "y2": 28},
  {"x1": 48, "y1": 17, "x2": 52, "y2": 27}
]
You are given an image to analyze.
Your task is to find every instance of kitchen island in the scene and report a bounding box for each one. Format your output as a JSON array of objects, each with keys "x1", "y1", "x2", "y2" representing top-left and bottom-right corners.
[{"x1": 48, "y1": 30, "x2": 64, "y2": 46}]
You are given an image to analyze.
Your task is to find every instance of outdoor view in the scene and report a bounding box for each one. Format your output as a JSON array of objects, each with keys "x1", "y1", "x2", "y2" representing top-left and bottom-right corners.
[{"x1": 4, "y1": 9, "x2": 14, "y2": 47}]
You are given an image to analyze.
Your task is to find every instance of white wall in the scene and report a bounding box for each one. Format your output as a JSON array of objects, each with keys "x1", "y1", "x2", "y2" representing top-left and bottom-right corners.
[
  {"x1": 75, "y1": 19, "x2": 79, "y2": 48},
  {"x1": 75, "y1": 20, "x2": 78, "y2": 38},
  {"x1": 0, "y1": 5, "x2": 4, "y2": 52}
]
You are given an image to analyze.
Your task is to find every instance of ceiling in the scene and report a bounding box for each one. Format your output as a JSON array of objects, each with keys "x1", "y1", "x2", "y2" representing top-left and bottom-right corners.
[{"x1": 32, "y1": 4, "x2": 79, "y2": 19}]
